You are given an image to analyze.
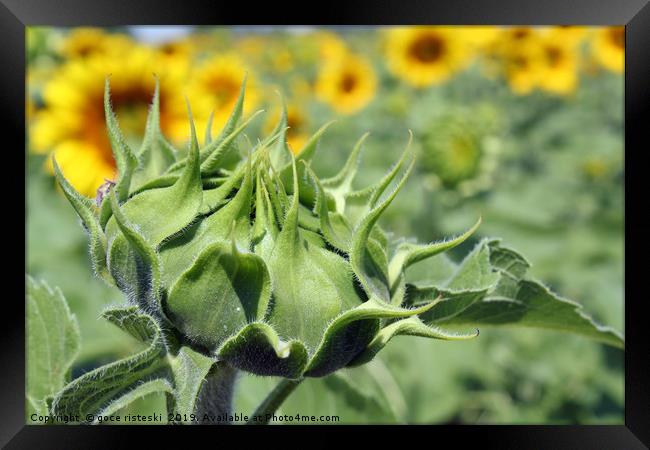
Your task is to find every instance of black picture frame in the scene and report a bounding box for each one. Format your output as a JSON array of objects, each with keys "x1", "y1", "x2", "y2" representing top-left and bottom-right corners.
[{"x1": 3, "y1": 0, "x2": 648, "y2": 447}]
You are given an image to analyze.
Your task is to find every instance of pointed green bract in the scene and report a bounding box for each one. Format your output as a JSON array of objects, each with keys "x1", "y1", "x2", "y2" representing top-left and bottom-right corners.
[
  {"x1": 108, "y1": 192, "x2": 163, "y2": 312},
  {"x1": 104, "y1": 79, "x2": 138, "y2": 202},
  {"x1": 166, "y1": 239, "x2": 271, "y2": 350},
  {"x1": 388, "y1": 216, "x2": 482, "y2": 287},
  {"x1": 303, "y1": 162, "x2": 351, "y2": 252},
  {"x1": 305, "y1": 298, "x2": 436, "y2": 376},
  {"x1": 277, "y1": 121, "x2": 336, "y2": 207},
  {"x1": 132, "y1": 78, "x2": 176, "y2": 189},
  {"x1": 52, "y1": 159, "x2": 113, "y2": 285},
  {"x1": 105, "y1": 102, "x2": 202, "y2": 248},
  {"x1": 321, "y1": 132, "x2": 369, "y2": 214},
  {"x1": 200, "y1": 110, "x2": 264, "y2": 175},
  {"x1": 265, "y1": 157, "x2": 361, "y2": 351},
  {"x1": 349, "y1": 316, "x2": 479, "y2": 366},
  {"x1": 350, "y1": 155, "x2": 415, "y2": 302},
  {"x1": 204, "y1": 110, "x2": 215, "y2": 145},
  {"x1": 217, "y1": 322, "x2": 309, "y2": 378}
]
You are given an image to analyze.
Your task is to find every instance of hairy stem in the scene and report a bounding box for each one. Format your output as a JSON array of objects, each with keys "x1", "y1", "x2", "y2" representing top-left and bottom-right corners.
[
  {"x1": 195, "y1": 363, "x2": 238, "y2": 424},
  {"x1": 247, "y1": 378, "x2": 304, "y2": 425}
]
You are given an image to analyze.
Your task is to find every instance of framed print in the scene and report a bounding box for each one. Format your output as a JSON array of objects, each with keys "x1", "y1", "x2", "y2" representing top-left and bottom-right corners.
[{"x1": 2, "y1": 0, "x2": 649, "y2": 447}]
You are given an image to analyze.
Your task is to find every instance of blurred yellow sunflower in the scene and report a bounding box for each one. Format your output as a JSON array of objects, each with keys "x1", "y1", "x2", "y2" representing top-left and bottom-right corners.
[
  {"x1": 58, "y1": 27, "x2": 132, "y2": 59},
  {"x1": 155, "y1": 37, "x2": 195, "y2": 69},
  {"x1": 537, "y1": 31, "x2": 580, "y2": 95},
  {"x1": 458, "y1": 26, "x2": 502, "y2": 50},
  {"x1": 591, "y1": 26, "x2": 624, "y2": 73},
  {"x1": 316, "y1": 31, "x2": 348, "y2": 61},
  {"x1": 315, "y1": 54, "x2": 377, "y2": 115},
  {"x1": 270, "y1": 47, "x2": 295, "y2": 73},
  {"x1": 30, "y1": 45, "x2": 187, "y2": 196},
  {"x1": 237, "y1": 35, "x2": 266, "y2": 61},
  {"x1": 264, "y1": 103, "x2": 310, "y2": 154},
  {"x1": 543, "y1": 26, "x2": 589, "y2": 44},
  {"x1": 493, "y1": 27, "x2": 545, "y2": 94},
  {"x1": 289, "y1": 76, "x2": 312, "y2": 99},
  {"x1": 183, "y1": 53, "x2": 260, "y2": 141},
  {"x1": 384, "y1": 26, "x2": 472, "y2": 88}
]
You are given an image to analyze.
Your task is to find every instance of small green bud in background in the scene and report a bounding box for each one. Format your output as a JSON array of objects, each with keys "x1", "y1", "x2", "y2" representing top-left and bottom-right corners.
[{"x1": 418, "y1": 103, "x2": 502, "y2": 197}]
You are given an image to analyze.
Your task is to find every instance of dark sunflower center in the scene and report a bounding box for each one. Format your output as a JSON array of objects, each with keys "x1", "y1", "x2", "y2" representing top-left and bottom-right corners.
[
  {"x1": 545, "y1": 46, "x2": 563, "y2": 67},
  {"x1": 287, "y1": 114, "x2": 303, "y2": 133},
  {"x1": 512, "y1": 28, "x2": 531, "y2": 40},
  {"x1": 88, "y1": 86, "x2": 154, "y2": 162},
  {"x1": 512, "y1": 55, "x2": 529, "y2": 69},
  {"x1": 409, "y1": 34, "x2": 445, "y2": 63},
  {"x1": 339, "y1": 73, "x2": 358, "y2": 93},
  {"x1": 609, "y1": 28, "x2": 624, "y2": 49},
  {"x1": 76, "y1": 45, "x2": 94, "y2": 57},
  {"x1": 113, "y1": 88, "x2": 154, "y2": 134},
  {"x1": 160, "y1": 44, "x2": 177, "y2": 55},
  {"x1": 207, "y1": 77, "x2": 240, "y2": 104}
]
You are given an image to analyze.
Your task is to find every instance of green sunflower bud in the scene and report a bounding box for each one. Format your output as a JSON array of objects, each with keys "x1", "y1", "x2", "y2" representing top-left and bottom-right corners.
[
  {"x1": 54, "y1": 77, "x2": 621, "y2": 392},
  {"x1": 54, "y1": 78, "x2": 478, "y2": 381}
]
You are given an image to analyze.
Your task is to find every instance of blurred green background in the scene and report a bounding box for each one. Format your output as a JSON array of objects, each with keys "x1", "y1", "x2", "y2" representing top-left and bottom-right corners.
[{"x1": 26, "y1": 25, "x2": 623, "y2": 424}]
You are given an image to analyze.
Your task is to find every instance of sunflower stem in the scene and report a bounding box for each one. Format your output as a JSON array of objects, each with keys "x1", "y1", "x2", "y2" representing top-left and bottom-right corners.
[
  {"x1": 247, "y1": 378, "x2": 304, "y2": 425},
  {"x1": 195, "y1": 363, "x2": 238, "y2": 424}
]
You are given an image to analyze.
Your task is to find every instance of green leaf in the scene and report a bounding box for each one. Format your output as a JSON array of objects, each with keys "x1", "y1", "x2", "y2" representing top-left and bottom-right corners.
[
  {"x1": 407, "y1": 238, "x2": 501, "y2": 322},
  {"x1": 26, "y1": 276, "x2": 80, "y2": 419},
  {"x1": 50, "y1": 306, "x2": 171, "y2": 421},
  {"x1": 441, "y1": 278, "x2": 624, "y2": 348},
  {"x1": 204, "y1": 110, "x2": 215, "y2": 145},
  {"x1": 418, "y1": 239, "x2": 624, "y2": 348},
  {"x1": 91, "y1": 378, "x2": 173, "y2": 423},
  {"x1": 165, "y1": 77, "x2": 249, "y2": 174},
  {"x1": 267, "y1": 97, "x2": 290, "y2": 170},
  {"x1": 252, "y1": 169, "x2": 279, "y2": 244}
]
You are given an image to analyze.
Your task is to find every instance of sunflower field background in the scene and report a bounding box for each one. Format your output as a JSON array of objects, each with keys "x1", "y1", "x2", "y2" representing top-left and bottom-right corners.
[{"x1": 26, "y1": 25, "x2": 624, "y2": 424}]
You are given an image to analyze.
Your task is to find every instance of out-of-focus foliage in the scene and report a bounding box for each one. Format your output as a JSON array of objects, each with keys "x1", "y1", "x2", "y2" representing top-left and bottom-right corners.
[{"x1": 26, "y1": 25, "x2": 623, "y2": 424}]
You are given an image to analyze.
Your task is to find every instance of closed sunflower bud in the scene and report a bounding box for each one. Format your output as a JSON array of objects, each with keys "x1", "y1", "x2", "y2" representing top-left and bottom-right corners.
[
  {"x1": 54, "y1": 77, "x2": 479, "y2": 381},
  {"x1": 418, "y1": 104, "x2": 502, "y2": 197}
]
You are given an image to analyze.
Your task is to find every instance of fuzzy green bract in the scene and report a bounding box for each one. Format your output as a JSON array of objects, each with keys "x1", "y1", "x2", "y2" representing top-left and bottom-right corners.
[{"x1": 43, "y1": 78, "x2": 623, "y2": 422}]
